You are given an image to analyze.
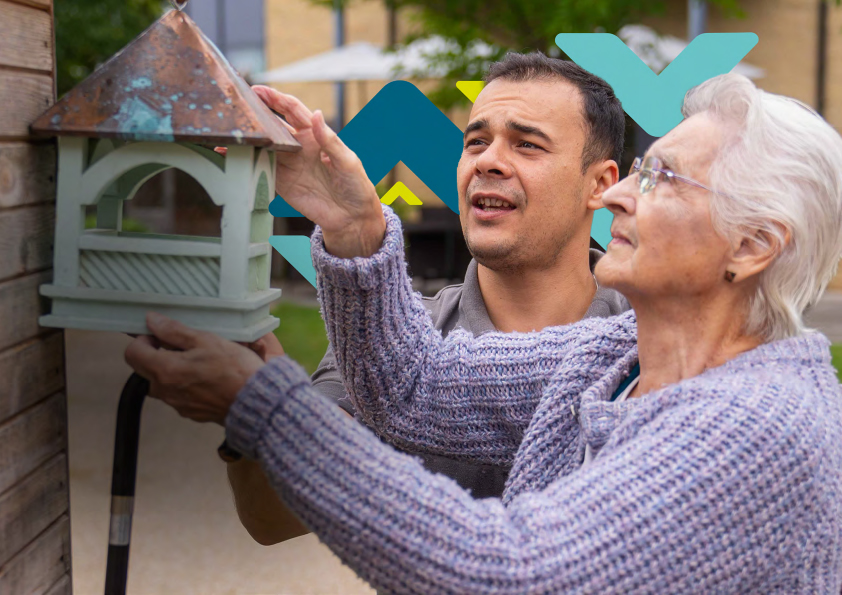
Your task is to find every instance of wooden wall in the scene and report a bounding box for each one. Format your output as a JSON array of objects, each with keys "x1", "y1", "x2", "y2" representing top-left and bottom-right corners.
[{"x1": 0, "y1": 0, "x2": 72, "y2": 593}]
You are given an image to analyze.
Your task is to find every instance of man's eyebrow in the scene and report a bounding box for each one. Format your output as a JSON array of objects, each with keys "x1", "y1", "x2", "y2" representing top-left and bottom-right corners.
[
  {"x1": 463, "y1": 119, "x2": 488, "y2": 138},
  {"x1": 506, "y1": 121, "x2": 552, "y2": 143}
]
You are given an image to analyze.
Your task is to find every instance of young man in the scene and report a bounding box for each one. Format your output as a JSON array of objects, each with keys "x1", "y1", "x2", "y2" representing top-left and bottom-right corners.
[{"x1": 197, "y1": 52, "x2": 629, "y2": 543}]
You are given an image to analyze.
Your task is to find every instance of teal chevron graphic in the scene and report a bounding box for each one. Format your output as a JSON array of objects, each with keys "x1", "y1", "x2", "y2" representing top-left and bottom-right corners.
[
  {"x1": 270, "y1": 200, "x2": 303, "y2": 218},
  {"x1": 270, "y1": 36, "x2": 758, "y2": 283},
  {"x1": 270, "y1": 80, "x2": 463, "y2": 219},
  {"x1": 556, "y1": 32, "x2": 758, "y2": 137},
  {"x1": 268, "y1": 236, "x2": 316, "y2": 287},
  {"x1": 269, "y1": 80, "x2": 464, "y2": 284}
]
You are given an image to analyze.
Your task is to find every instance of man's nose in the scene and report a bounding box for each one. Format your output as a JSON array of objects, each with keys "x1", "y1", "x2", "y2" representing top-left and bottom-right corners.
[
  {"x1": 474, "y1": 140, "x2": 513, "y2": 178},
  {"x1": 601, "y1": 174, "x2": 637, "y2": 215}
]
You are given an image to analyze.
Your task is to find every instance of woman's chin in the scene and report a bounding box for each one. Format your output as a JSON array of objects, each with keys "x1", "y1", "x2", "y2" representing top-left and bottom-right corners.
[{"x1": 594, "y1": 255, "x2": 630, "y2": 290}]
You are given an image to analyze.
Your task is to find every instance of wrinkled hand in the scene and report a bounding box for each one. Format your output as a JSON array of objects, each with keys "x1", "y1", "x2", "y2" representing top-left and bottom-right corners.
[
  {"x1": 124, "y1": 313, "x2": 266, "y2": 425},
  {"x1": 251, "y1": 85, "x2": 386, "y2": 258}
]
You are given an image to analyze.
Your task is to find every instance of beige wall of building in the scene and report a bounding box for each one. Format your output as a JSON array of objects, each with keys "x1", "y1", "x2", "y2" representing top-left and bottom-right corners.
[{"x1": 641, "y1": 0, "x2": 841, "y2": 123}]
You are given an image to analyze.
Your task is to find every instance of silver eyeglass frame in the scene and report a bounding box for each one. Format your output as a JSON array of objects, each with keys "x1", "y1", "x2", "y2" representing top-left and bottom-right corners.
[{"x1": 629, "y1": 156, "x2": 736, "y2": 200}]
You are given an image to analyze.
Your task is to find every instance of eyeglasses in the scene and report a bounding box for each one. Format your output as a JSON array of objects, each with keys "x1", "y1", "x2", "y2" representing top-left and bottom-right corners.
[{"x1": 629, "y1": 156, "x2": 735, "y2": 199}]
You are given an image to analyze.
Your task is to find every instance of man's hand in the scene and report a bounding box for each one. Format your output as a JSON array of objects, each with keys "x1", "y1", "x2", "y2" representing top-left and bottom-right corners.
[
  {"x1": 252, "y1": 85, "x2": 386, "y2": 258},
  {"x1": 124, "y1": 313, "x2": 266, "y2": 425},
  {"x1": 246, "y1": 331, "x2": 286, "y2": 363}
]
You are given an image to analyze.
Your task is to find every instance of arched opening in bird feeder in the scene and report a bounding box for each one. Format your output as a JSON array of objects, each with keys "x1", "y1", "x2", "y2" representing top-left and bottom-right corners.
[{"x1": 85, "y1": 167, "x2": 225, "y2": 238}]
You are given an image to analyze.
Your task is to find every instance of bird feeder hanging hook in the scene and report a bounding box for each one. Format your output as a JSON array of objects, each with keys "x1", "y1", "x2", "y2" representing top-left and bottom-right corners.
[{"x1": 170, "y1": 0, "x2": 189, "y2": 11}]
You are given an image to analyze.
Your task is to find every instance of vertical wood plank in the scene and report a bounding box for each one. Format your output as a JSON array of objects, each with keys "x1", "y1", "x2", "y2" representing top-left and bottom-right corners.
[
  {"x1": 0, "y1": 271, "x2": 53, "y2": 352},
  {"x1": 43, "y1": 575, "x2": 72, "y2": 595},
  {"x1": 0, "y1": 142, "x2": 57, "y2": 209},
  {"x1": 2, "y1": 0, "x2": 52, "y2": 9},
  {"x1": 0, "y1": 516, "x2": 70, "y2": 595},
  {"x1": 0, "y1": 71, "x2": 54, "y2": 138},
  {"x1": 0, "y1": 454, "x2": 68, "y2": 567},
  {"x1": 0, "y1": 333, "x2": 64, "y2": 421},
  {"x1": 0, "y1": 204, "x2": 56, "y2": 283},
  {"x1": 0, "y1": 393, "x2": 67, "y2": 493},
  {"x1": 0, "y1": 0, "x2": 53, "y2": 72}
]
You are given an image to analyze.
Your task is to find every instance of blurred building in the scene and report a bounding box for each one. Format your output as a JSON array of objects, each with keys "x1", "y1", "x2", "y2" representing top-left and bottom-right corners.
[
  {"x1": 185, "y1": 0, "x2": 267, "y2": 76},
  {"x1": 263, "y1": 0, "x2": 842, "y2": 288},
  {"x1": 642, "y1": 0, "x2": 842, "y2": 129},
  {"x1": 127, "y1": 0, "x2": 842, "y2": 288}
]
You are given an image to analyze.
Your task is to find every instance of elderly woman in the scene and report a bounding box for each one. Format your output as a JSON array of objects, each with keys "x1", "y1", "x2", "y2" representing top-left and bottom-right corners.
[{"x1": 127, "y1": 73, "x2": 842, "y2": 593}]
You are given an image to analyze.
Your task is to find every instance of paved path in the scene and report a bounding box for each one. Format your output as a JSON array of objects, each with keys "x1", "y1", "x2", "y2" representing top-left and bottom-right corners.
[{"x1": 66, "y1": 329, "x2": 373, "y2": 595}]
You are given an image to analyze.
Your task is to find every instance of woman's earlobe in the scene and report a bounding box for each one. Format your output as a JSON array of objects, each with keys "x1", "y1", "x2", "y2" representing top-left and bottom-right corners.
[{"x1": 728, "y1": 225, "x2": 790, "y2": 282}]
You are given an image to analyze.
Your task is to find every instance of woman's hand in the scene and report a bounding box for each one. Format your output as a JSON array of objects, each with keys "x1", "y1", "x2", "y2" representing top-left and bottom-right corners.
[
  {"x1": 124, "y1": 313, "x2": 266, "y2": 426},
  {"x1": 252, "y1": 85, "x2": 386, "y2": 258}
]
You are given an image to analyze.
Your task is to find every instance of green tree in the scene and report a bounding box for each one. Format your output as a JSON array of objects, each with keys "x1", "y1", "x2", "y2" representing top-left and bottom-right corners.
[
  {"x1": 55, "y1": 0, "x2": 165, "y2": 97},
  {"x1": 386, "y1": 0, "x2": 744, "y2": 108}
]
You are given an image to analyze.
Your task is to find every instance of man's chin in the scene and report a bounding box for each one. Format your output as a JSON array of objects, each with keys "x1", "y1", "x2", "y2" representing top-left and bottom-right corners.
[{"x1": 466, "y1": 240, "x2": 521, "y2": 271}]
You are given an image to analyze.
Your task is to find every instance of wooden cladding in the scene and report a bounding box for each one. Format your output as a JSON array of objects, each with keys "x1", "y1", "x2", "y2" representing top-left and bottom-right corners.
[
  {"x1": 0, "y1": 143, "x2": 57, "y2": 208},
  {"x1": 0, "y1": 0, "x2": 53, "y2": 72},
  {"x1": 0, "y1": 0, "x2": 70, "y2": 593},
  {"x1": 0, "y1": 72, "x2": 54, "y2": 139}
]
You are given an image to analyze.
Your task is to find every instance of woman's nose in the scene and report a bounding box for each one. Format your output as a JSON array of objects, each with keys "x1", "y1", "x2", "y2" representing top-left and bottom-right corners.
[{"x1": 601, "y1": 175, "x2": 637, "y2": 215}]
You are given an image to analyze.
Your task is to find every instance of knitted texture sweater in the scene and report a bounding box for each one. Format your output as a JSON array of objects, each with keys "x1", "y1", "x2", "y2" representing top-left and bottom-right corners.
[{"x1": 226, "y1": 208, "x2": 842, "y2": 594}]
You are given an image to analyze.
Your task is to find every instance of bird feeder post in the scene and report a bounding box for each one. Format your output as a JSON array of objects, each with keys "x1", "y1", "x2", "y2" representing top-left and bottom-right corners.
[
  {"x1": 53, "y1": 136, "x2": 88, "y2": 288},
  {"x1": 218, "y1": 144, "x2": 256, "y2": 301}
]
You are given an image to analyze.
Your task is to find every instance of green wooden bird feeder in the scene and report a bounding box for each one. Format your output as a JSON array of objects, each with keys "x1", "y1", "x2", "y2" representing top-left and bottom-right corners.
[{"x1": 31, "y1": 6, "x2": 299, "y2": 341}]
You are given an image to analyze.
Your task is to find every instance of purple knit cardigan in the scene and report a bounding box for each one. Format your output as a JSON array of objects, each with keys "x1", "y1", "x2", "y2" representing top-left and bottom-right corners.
[{"x1": 226, "y1": 208, "x2": 842, "y2": 594}]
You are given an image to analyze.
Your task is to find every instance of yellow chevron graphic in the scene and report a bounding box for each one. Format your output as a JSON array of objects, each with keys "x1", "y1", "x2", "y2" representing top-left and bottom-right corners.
[
  {"x1": 456, "y1": 81, "x2": 486, "y2": 103},
  {"x1": 380, "y1": 181, "x2": 423, "y2": 206}
]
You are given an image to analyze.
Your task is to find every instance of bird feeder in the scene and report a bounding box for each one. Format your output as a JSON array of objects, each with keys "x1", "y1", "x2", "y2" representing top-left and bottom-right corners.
[{"x1": 31, "y1": 7, "x2": 299, "y2": 342}]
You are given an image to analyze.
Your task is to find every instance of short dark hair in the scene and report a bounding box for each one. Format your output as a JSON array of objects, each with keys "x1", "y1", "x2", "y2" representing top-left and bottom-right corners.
[{"x1": 484, "y1": 52, "x2": 625, "y2": 173}]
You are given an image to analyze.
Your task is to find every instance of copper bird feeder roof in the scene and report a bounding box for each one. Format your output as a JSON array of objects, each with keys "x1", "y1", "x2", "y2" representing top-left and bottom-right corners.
[{"x1": 31, "y1": 9, "x2": 300, "y2": 152}]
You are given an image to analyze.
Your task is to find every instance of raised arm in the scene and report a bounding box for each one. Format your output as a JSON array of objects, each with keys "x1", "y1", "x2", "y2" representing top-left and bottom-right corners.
[
  {"x1": 245, "y1": 87, "x2": 597, "y2": 463},
  {"x1": 226, "y1": 359, "x2": 826, "y2": 594},
  {"x1": 309, "y1": 206, "x2": 601, "y2": 464}
]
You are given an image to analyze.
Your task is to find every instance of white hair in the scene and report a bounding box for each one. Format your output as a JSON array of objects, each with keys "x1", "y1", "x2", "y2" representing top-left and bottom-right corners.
[{"x1": 682, "y1": 73, "x2": 842, "y2": 342}]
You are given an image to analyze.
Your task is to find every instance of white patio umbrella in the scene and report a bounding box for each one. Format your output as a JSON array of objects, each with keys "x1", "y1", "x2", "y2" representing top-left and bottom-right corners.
[
  {"x1": 253, "y1": 42, "x2": 394, "y2": 83},
  {"x1": 252, "y1": 36, "x2": 497, "y2": 84},
  {"x1": 618, "y1": 24, "x2": 765, "y2": 79}
]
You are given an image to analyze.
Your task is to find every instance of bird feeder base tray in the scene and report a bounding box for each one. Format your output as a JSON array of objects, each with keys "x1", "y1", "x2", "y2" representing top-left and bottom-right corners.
[{"x1": 39, "y1": 284, "x2": 282, "y2": 342}]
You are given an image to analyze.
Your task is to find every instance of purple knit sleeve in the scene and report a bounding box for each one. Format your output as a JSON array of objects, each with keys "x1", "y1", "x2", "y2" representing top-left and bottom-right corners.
[
  {"x1": 225, "y1": 355, "x2": 827, "y2": 594},
  {"x1": 309, "y1": 205, "x2": 594, "y2": 465}
]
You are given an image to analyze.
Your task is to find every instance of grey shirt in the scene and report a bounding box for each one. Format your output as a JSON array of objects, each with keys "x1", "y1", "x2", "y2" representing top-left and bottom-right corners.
[{"x1": 311, "y1": 251, "x2": 630, "y2": 498}]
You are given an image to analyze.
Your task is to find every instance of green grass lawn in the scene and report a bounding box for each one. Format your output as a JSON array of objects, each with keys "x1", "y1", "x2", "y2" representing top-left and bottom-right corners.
[
  {"x1": 271, "y1": 302, "x2": 329, "y2": 374},
  {"x1": 832, "y1": 344, "x2": 842, "y2": 383},
  {"x1": 269, "y1": 301, "x2": 842, "y2": 384}
]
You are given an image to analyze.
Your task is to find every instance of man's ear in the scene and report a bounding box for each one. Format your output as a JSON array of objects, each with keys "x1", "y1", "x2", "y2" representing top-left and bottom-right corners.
[
  {"x1": 586, "y1": 159, "x2": 619, "y2": 211},
  {"x1": 727, "y1": 225, "x2": 791, "y2": 282}
]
